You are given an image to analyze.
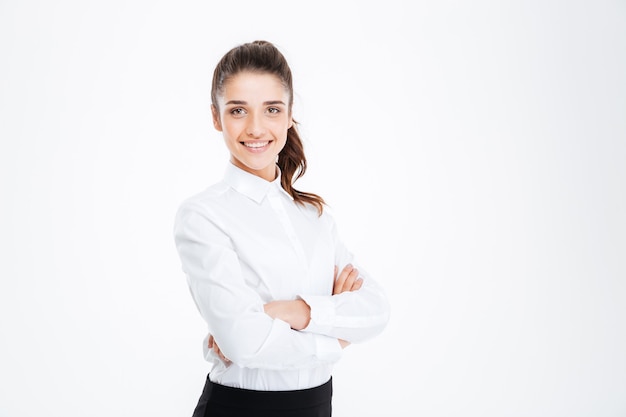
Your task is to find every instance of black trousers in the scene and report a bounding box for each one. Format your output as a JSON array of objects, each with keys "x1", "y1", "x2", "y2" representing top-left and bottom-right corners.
[{"x1": 192, "y1": 374, "x2": 333, "y2": 417}]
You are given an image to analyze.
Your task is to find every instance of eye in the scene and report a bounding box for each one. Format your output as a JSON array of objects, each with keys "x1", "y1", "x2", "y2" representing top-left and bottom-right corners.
[
  {"x1": 267, "y1": 107, "x2": 280, "y2": 114},
  {"x1": 229, "y1": 107, "x2": 246, "y2": 117}
]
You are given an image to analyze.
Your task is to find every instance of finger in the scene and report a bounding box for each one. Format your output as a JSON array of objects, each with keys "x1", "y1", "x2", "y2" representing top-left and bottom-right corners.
[
  {"x1": 333, "y1": 264, "x2": 352, "y2": 295},
  {"x1": 217, "y1": 349, "x2": 230, "y2": 364},
  {"x1": 211, "y1": 339, "x2": 231, "y2": 364},
  {"x1": 342, "y1": 267, "x2": 359, "y2": 293},
  {"x1": 332, "y1": 265, "x2": 342, "y2": 295},
  {"x1": 214, "y1": 343, "x2": 228, "y2": 362},
  {"x1": 351, "y1": 277, "x2": 364, "y2": 291},
  {"x1": 215, "y1": 345, "x2": 224, "y2": 360},
  {"x1": 332, "y1": 265, "x2": 339, "y2": 294},
  {"x1": 208, "y1": 335, "x2": 214, "y2": 348}
]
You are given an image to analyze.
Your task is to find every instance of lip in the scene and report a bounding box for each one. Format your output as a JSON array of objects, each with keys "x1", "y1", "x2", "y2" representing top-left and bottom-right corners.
[{"x1": 241, "y1": 140, "x2": 272, "y2": 153}]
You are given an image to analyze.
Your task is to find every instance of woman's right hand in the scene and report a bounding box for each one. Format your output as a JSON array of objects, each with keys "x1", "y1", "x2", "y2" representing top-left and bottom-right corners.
[{"x1": 208, "y1": 334, "x2": 231, "y2": 364}]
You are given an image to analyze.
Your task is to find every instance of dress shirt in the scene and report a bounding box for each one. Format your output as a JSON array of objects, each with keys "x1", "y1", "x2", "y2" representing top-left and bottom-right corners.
[{"x1": 173, "y1": 162, "x2": 390, "y2": 391}]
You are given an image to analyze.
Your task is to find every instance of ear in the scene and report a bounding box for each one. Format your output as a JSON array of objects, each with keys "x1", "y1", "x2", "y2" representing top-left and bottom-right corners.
[{"x1": 211, "y1": 105, "x2": 223, "y2": 132}]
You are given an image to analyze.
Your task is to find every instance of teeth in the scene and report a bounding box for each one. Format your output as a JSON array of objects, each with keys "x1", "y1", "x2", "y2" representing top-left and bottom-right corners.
[{"x1": 244, "y1": 141, "x2": 269, "y2": 148}]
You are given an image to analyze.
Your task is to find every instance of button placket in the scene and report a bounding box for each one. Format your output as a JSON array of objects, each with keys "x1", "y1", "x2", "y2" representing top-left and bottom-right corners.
[{"x1": 267, "y1": 190, "x2": 307, "y2": 266}]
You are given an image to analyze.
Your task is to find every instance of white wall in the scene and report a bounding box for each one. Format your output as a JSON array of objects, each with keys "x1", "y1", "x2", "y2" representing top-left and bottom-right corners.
[{"x1": 1, "y1": 1, "x2": 625, "y2": 416}]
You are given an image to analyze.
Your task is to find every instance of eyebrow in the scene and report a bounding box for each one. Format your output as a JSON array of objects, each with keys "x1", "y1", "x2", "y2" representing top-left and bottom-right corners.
[{"x1": 224, "y1": 100, "x2": 287, "y2": 106}]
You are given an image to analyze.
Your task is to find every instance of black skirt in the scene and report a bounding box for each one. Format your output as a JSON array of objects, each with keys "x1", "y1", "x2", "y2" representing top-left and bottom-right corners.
[{"x1": 192, "y1": 374, "x2": 333, "y2": 417}]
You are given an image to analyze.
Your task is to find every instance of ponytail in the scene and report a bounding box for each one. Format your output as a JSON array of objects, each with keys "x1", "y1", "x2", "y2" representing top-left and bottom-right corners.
[{"x1": 278, "y1": 122, "x2": 325, "y2": 215}]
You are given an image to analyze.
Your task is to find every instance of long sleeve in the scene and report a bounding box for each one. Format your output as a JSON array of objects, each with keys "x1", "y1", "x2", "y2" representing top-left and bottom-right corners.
[
  {"x1": 174, "y1": 202, "x2": 342, "y2": 371},
  {"x1": 299, "y1": 214, "x2": 391, "y2": 343}
]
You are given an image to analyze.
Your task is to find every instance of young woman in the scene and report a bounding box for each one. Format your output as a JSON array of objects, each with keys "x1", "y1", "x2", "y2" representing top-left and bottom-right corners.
[{"x1": 173, "y1": 40, "x2": 390, "y2": 417}]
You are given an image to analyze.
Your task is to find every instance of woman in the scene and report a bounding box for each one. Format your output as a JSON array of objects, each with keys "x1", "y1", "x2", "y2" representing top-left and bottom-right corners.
[{"x1": 173, "y1": 40, "x2": 390, "y2": 417}]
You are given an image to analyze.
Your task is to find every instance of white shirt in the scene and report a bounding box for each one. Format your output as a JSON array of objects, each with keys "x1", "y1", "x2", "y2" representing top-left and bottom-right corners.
[{"x1": 173, "y1": 162, "x2": 390, "y2": 390}]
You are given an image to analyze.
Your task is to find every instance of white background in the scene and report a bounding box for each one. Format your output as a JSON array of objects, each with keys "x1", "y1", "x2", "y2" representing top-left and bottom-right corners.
[{"x1": 1, "y1": 1, "x2": 625, "y2": 416}]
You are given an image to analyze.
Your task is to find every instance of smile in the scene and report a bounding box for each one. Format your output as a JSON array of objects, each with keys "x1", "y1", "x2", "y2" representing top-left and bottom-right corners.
[{"x1": 242, "y1": 141, "x2": 271, "y2": 149}]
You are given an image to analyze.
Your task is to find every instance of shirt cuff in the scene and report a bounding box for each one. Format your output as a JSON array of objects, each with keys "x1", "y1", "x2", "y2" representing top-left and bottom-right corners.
[
  {"x1": 202, "y1": 333, "x2": 214, "y2": 362},
  {"x1": 314, "y1": 334, "x2": 343, "y2": 363},
  {"x1": 299, "y1": 294, "x2": 335, "y2": 335}
]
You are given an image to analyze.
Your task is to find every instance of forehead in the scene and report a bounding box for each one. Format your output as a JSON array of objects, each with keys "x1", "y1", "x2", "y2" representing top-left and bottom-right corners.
[{"x1": 220, "y1": 71, "x2": 289, "y2": 101}]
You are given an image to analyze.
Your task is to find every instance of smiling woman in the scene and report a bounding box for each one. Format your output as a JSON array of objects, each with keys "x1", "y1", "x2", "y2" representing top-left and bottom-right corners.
[
  {"x1": 173, "y1": 40, "x2": 390, "y2": 417},
  {"x1": 212, "y1": 72, "x2": 292, "y2": 182}
]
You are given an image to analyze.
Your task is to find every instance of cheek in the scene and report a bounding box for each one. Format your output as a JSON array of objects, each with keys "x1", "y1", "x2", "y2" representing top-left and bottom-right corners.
[
  {"x1": 273, "y1": 119, "x2": 291, "y2": 137},
  {"x1": 222, "y1": 120, "x2": 244, "y2": 139},
  {"x1": 275, "y1": 130, "x2": 289, "y2": 147}
]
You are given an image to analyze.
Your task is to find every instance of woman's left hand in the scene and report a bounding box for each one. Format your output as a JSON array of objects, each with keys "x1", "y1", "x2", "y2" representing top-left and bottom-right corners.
[{"x1": 333, "y1": 264, "x2": 363, "y2": 295}]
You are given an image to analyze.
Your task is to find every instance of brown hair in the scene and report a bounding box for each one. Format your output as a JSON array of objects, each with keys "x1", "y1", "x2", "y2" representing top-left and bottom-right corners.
[{"x1": 211, "y1": 40, "x2": 325, "y2": 215}]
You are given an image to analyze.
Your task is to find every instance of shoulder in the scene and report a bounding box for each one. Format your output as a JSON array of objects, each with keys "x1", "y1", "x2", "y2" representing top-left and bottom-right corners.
[
  {"x1": 173, "y1": 182, "x2": 239, "y2": 244},
  {"x1": 319, "y1": 202, "x2": 338, "y2": 221},
  {"x1": 174, "y1": 181, "x2": 231, "y2": 223},
  {"x1": 315, "y1": 203, "x2": 340, "y2": 232},
  {"x1": 179, "y1": 181, "x2": 230, "y2": 208}
]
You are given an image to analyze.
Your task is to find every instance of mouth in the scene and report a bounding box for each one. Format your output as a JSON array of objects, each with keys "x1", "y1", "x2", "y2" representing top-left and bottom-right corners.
[{"x1": 241, "y1": 140, "x2": 271, "y2": 150}]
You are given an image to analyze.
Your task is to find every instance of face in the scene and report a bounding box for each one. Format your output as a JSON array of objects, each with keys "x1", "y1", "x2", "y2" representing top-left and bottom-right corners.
[{"x1": 212, "y1": 71, "x2": 293, "y2": 182}]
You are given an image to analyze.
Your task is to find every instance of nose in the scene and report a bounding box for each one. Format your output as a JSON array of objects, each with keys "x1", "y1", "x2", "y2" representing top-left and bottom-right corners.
[{"x1": 246, "y1": 113, "x2": 266, "y2": 138}]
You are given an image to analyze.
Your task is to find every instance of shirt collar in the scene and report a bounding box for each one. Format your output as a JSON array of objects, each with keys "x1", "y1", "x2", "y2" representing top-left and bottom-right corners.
[{"x1": 223, "y1": 162, "x2": 293, "y2": 204}]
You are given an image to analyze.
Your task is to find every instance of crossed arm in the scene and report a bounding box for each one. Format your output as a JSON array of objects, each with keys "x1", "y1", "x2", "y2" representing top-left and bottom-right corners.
[{"x1": 208, "y1": 263, "x2": 363, "y2": 362}]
